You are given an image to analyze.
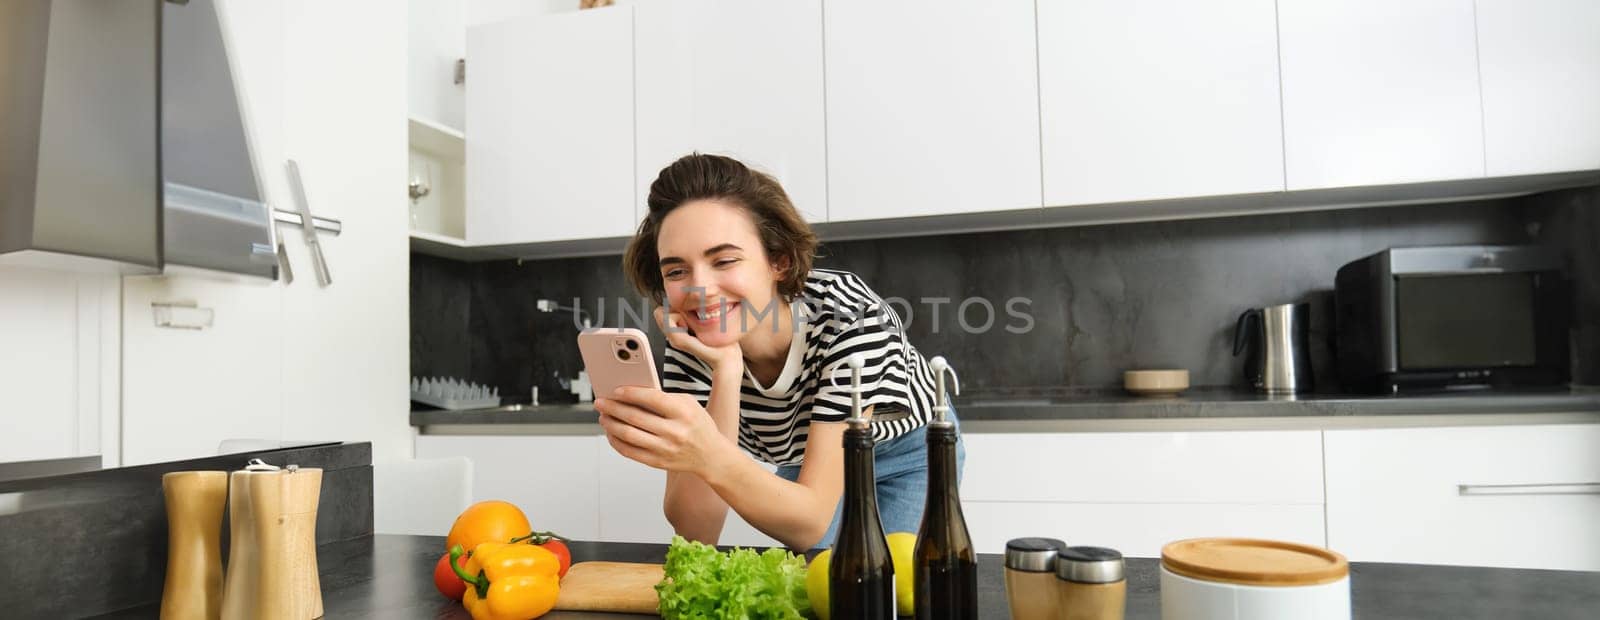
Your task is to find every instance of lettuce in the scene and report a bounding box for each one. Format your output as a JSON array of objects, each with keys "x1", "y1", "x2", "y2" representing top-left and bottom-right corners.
[{"x1": 655, "y1": 535, "x2": 812, "y2": 619}]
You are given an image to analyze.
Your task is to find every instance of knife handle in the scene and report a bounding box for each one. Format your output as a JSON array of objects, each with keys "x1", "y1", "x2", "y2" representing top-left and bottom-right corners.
[{"x1": 309, "y1": 244, "x2": 331, "y2": 286}]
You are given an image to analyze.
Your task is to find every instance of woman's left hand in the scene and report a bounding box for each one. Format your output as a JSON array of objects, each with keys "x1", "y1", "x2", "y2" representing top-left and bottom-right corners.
[{"x1": 595, "y1": 387, "x2": 726, "y2": 475}]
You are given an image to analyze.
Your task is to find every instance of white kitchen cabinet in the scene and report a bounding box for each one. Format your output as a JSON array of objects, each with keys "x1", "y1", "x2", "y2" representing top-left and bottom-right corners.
[
  {"x1": 465, "y1": 7, "x2": 635, "y2": 245},
  {"x1": 964, "y1": 501, "x2": 1325, "y2": 558},
  {"x1": 121, "y1": 275, "x2": 285, "y2": 466},
  {"x1": 634, "y1": 0, "x2": 826, "y2": 223},
  {"x1": 416, "y1": 435, "x2": 603, "y2": 540},
  {"x1": 0, "y1": 268, "x2": 118, "y2": 464},
  {"x1": 594, "y1": 437, "x2": 782, "y2": 548},
  {"x1": 1277, "y1": 0, "x2": 1485, "y2": 190},
  {"x1": 595, "y1": 435, "x2": 671, "y2": 544},
  {"x1": 823, "y1": 0, "x2": 1041, "y2": 221},
  {"x1": 1476, "y1": 0, "x2": 1600, "y2": 177},
  {"x1": 122, "y1": 0, "x2": 409, "y2": 466},
  {"x1": 417, "y1": 434, "x2": 782, "y2": 548},
  {"x1": 1325, "y1": 424, "x2": 1600, "y2": 571},
  {"x1": 1038, "y1": 0, "x2": 1284, "y2": 206},
  {"x1": 275, "y1": 0, "x2": 411, "y2": 464},
  {"x1": 960, "y1": 431, "x2": 1326, "y2": 555},
  {"x1": 408, "y1": 0, "x2": 466, "y2": 132},
  {"x1": 961, "y1": 431, "x2": 1325, "y2": 504}
]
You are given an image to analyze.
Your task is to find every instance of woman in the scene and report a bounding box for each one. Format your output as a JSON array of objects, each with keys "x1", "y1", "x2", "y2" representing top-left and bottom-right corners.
[{"x1": 595, "y1": 153, "x2": 963, "y2": 551}]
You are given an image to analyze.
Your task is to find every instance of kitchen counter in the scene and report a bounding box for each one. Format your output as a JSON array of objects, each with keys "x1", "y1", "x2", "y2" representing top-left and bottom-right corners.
[
  {"x1": 412, "y1": 387, "x2": 1600, "y2": 434},
  {"x1": 2, "y1": 442, "x2": 376, "y2": 619},
  {"x1": 89, "y1": 534, "x2": 1600, "y2": 618}
]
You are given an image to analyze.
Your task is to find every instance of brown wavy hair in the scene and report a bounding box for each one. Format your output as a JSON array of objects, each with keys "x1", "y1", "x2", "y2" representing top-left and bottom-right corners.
[{"x1": 624, "y1": 154, "x2": 818, "y2": 304}]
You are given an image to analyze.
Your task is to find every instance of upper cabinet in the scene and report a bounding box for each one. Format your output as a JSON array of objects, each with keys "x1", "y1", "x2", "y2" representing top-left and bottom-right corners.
[
  {"x1": 466, "y1": 7, "x2": 634, "y2": 245},
  {"x1": 1039, "y1": 0, "x2": 1284, "y2": 206},
  {"x1": 823, "y1": 0, "x2": 1042, "y2": 222},
  {"x1": 1476, "y1": 0, "x2": 1600, "y2": 177},
  {"x1": 635, "y1": 0, "x2": 826, "y2": 223},
  {"x1": 1277, "y1": 0, "x2": 1485, "y2": 190},
  {"x1": 445, "y1": 0, "x2": 1600, "y2": 253}
]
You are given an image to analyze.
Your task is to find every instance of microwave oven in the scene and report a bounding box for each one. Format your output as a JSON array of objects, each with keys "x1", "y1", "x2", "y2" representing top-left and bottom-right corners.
[{"x1": 1334, "y1": 245, "x2": 1570, "y2": 393}]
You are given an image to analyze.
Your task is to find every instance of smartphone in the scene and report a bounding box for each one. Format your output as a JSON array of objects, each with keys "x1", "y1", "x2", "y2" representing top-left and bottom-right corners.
[{"x1": 576, "y1": 327, "x2": 662, "y2": 397}]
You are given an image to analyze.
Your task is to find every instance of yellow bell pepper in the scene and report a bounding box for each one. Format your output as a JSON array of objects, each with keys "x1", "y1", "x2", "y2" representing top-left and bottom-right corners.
[{"x1": 449, "y1": 542, "x2": 561, "y2": 620}]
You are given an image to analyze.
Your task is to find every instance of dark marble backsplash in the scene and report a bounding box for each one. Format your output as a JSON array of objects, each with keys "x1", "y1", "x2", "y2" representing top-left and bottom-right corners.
[{"x1": 412, "y1": 187, "x2": 1600, "y2": 401}]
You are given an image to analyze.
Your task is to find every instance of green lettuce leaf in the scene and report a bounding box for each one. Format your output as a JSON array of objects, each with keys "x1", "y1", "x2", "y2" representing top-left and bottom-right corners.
[{"x1": 656, "y1": 535, "x2": 812, "y2": 619}]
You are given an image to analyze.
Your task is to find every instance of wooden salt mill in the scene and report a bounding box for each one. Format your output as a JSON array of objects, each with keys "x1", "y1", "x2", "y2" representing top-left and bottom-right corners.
[
  {"x1": 221, "y1": 459, "x2": 325, "y2": 620},
  {"x1": 161, "y1": 471, "x2": 228, "y2": 620}
]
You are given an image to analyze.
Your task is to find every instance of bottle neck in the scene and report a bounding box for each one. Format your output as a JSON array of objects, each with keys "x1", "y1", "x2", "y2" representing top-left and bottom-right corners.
[
  {"x1": 842, "y1": 426, "x2": 879, "y2": 517},
  {"x1": 925, "y1": 424, "x2": 959, "y2": 498}
]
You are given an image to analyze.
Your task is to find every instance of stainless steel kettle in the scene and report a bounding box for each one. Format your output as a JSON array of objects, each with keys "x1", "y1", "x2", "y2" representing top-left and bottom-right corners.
[{"x1": 1233, "y1": 303, "x2": 1314, "y2": 393}]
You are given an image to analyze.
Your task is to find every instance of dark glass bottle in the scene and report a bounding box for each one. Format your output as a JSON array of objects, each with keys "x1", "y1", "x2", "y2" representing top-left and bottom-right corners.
[
  {"x1": 913, "y1": 420, "x2": 977, "y2": 619},
  {"x1": 830, "y1": 422, "x2": 896, "y2": 619}
]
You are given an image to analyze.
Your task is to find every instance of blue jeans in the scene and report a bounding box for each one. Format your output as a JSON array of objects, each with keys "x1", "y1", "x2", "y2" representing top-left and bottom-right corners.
[{"x1": 776, "y1": 409, "x2": 966, "y2": 549}]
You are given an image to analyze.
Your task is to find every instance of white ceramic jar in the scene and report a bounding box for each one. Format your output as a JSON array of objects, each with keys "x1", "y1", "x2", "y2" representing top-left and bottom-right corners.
[{"x1": 1159, "y1": 538, "x2": 1350, "y2": 620}]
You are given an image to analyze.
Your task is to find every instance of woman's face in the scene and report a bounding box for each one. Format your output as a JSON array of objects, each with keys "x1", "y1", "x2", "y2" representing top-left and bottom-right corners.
[{"x1": 656, "y1": 199, "x2": 787, "y2": 348}]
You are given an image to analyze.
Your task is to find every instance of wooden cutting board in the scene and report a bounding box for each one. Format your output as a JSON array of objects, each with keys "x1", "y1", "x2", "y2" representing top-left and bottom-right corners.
[{"x1": 553, "y1": 561, "x2": 663, "y2": 614}]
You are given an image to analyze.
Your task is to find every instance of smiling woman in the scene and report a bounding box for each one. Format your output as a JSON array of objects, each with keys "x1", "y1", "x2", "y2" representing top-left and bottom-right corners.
[{"x1": 599, "y1": 153, "x2": 962, "y2": 551}]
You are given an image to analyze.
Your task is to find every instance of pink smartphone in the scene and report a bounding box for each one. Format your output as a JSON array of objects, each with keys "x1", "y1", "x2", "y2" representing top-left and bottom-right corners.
[{"x1": 577, "y1": 327, "x2": 661, "y2": 396}]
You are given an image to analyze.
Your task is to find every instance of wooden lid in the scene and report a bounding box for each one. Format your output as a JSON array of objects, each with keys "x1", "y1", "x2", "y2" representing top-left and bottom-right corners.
[{"x1": 1161, "y1": 538, "x2": 1348, "y2": 586}]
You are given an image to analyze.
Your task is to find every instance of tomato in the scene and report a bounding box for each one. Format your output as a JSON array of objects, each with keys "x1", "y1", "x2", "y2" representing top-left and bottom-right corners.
[
  {"x1": 539, "y1": 538, "x2": 572, "y2": 578},
  {"x1": 445, "y1": 500, "x2": 531, "y2": 556},
  {"x1": 432, "y1": 550, "x2": 468, "y2": 600}
]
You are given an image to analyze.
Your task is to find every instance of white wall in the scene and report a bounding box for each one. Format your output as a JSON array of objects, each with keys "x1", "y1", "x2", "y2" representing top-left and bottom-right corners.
[
  {"x1": 466, "y1": 0, "x2": 580, "y2": 27},
  {"x1": 0, "y1": 266, "x2": 119, "y2": 464}
]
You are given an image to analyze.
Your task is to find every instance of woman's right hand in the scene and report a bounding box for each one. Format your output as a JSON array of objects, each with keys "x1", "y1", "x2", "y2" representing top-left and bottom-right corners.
[{"x1": 655, "y1": 305, "x2": 742, "y2": 373}]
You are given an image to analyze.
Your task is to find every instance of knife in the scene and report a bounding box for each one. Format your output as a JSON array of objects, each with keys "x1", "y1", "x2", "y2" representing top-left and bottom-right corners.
[{"x1": 286, "y1": 160, "x2": 331, "y2": 287}]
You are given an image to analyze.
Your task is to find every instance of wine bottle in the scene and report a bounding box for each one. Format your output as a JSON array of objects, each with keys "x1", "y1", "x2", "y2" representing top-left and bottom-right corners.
[
  {"x1": 830, "y1": 355, "x2": 896, "y2": 619},
  {"x1": 914, "y1": 356, "x2": 978, "y2": 619}
]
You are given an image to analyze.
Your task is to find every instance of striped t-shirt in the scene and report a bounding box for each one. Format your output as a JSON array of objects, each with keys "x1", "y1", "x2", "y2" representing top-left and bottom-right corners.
[{"x1": 660, "y1": 269, "x2": 940, "y2": 466}]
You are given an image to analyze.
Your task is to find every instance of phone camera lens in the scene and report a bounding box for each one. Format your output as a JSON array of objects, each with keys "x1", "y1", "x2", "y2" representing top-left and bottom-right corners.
[
  {"x1": 625, "y1": 339, "x2": 640, "y2": 351},
  {"x1": 617, "y1": 349, "x2": 632, "y2": 361}
]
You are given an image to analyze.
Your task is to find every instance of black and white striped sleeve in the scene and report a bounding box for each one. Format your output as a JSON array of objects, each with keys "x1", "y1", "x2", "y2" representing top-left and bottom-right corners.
[
  {"x1": 660, "y1": 344, "x2": 713, "y2": 408},
  {"x1": 811, "y1": 294, "x2": 915, "y2": 424}
]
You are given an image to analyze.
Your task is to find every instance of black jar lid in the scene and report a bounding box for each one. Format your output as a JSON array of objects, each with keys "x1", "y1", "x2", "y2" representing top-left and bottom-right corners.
[
  {"x1": 1004, "y1": 537, "x2": 1067, "y2": 572},
  {"x1": 1057, "y1": 546, "x2": 1125, "y2": 584}
]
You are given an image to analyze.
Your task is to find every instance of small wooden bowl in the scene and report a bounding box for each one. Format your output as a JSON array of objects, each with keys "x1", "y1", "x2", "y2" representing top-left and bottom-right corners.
[{"x1": 1123, "y1": 369, "x2": 1189, "y2": 396}]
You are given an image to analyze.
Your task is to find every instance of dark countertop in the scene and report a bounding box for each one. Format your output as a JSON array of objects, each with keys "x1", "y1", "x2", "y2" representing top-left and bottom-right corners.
[
  {"x1": 92, "y1": 534, "x2": 1600, "y2": 619},
  {"x1": 411, "y1": 387, "x2": 1600, "y2": 432},
  {"x1": 952, "y1": 385, "x2": 1600, "y2": 419},
  {"x1": 3, "y1": 442, "x2": 375, "y2": 619}
]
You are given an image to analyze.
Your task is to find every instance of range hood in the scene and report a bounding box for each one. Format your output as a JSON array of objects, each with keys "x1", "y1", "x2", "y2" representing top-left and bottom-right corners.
[{"x1": 1, "y1": 0, "x2": 280, "y2": 278}]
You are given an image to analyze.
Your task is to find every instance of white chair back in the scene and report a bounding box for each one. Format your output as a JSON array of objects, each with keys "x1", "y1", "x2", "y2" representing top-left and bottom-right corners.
[{"x1": 373, "y1": 456, "x2": 473, "y2": 536}]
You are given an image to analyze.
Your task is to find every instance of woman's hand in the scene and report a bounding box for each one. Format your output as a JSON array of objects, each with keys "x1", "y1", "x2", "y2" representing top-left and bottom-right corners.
[
  {"x1": 655, "y1": 305, "x2": 743, "y2": 373},
  {"x1": 595, "y1": 386, "x2": 730, "y2": 476}
]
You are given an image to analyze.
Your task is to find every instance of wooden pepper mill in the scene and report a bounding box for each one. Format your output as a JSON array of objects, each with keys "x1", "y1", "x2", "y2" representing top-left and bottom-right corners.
[
  {"x1": 221, "y1": 459, "x2": 325, "y2": 620},
  {"x1": 161, "y1": 471, "x2": 228, "y2": 620}
]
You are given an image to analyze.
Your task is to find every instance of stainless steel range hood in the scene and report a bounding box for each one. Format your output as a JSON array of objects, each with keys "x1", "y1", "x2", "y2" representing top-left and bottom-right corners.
[
  {"x1": 161, "y1": 0, "x2": 278, "y2": 278},
  {"x1": 1, "y1": 0, "x2": 163, "y2": 273},
  {"x1": 1, "y1": 0, "x2": 279, "y2": 278}
]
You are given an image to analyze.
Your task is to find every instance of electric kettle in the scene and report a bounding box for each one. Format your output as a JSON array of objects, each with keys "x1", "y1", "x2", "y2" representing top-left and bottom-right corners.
[{"x1": 1232, "y1": 302, "x2": 1313, "y2": 393}]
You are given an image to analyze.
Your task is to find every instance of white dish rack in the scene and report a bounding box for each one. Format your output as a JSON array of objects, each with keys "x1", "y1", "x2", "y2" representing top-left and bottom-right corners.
[{"x1": 411, "y1": 376, "x2": 501, "y2": 410}]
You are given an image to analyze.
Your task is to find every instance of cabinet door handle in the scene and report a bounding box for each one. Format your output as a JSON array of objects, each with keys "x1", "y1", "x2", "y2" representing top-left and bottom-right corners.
[{"x1": 1457, "y1": 483, "x2": 1600, "y2": 496}]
